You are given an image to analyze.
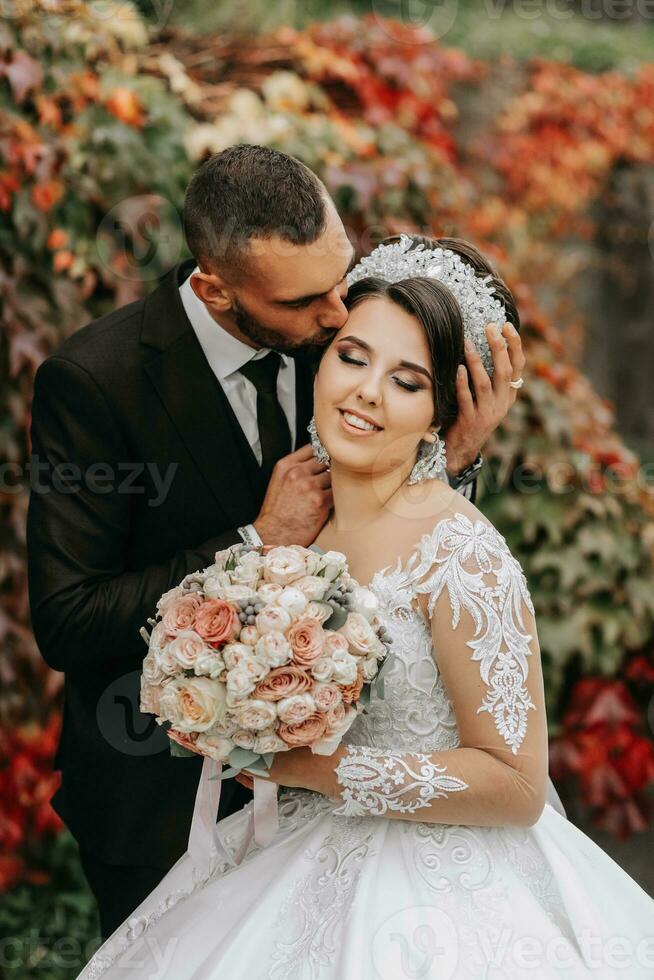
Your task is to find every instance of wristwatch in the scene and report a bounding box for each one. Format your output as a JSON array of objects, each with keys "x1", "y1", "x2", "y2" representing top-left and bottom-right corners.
[
  {"x1": 447, "y1": 451, "x2": 484, "y2": 490},
  {"x1": 237, "y1": 524, "x2": 263, "y2": 548}
]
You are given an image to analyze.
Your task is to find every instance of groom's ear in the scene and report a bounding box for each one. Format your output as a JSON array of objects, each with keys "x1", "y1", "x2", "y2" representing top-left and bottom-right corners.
[{"x1": 190, "y1": 269, "x2": 236, "y2": 314}]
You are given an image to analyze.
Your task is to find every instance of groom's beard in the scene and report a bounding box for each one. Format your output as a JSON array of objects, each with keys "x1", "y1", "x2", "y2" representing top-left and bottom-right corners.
[{"x1": 233, "y1": 298, "x2": 335, "y2": 356}]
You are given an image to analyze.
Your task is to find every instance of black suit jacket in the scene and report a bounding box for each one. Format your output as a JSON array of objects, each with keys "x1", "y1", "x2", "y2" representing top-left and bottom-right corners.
[{"x1": 26, "y1": 259, "x2": 315, "y2": 867}]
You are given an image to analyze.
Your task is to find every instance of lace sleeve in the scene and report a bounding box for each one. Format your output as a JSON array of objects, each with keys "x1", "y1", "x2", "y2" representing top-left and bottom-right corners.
[{"x1": 330, "y1": 512, "x2": 549, "y2": 826}]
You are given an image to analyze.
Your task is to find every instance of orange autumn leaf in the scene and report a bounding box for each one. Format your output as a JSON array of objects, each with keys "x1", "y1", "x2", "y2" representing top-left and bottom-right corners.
[
  {"x1": 47, "y1": 228, "x2": 69, "y2": 250},
  {"x1": 53, "y1": 250, "x2": 73, "y2": 273},
  {"x1": 105, "y1": 87, "x2": 146, "y2": 127},
  {"x1": 31, "y1": 180, "x2": 64, "y2": 212}
]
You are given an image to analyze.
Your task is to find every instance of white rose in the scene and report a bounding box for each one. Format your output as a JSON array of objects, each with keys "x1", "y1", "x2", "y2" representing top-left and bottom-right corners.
[
  {"x1": 360, "y1": 655, "x2": 380, "y2": 683},
  {"x1": 168, "y1": 629, "x2": 211, "y2": 670},
  {"x1": 229, "y1": 564, "x2": 260, "y2": 589},
  {"x1": 277, "y1": 693, "x2": 316, "y2": 724},
  {"x1": 339, "y1": 612, "x2": 384, "y2": 657},
  {"x1": 195, "y1": 732, "x2": 233, "y2": 762},
  {"x1": 277, "y1": 586, "x2": 308, "y2": 618},
  {"x1": 232, "y1": 729, "x2": 256, "y2": 750},
  {"x1": 331, "y1": 649, "x2": 358, "y2": 685},
  {"x1": 203, "y1": 570, "x2": 232, "y2": 598},
  {"x1": 256, "y1": 605, "x2": 292, "y2": 635},
  {"x1": 193, "y1": 649, "x2": 226, "y2": 679},
  {"x1": 254, "y1": 731, "x2": 287, "y2": 754},
  {"x1": 262, "y1": 546, "x2": 307, "y2": 586},
  {"x1": 239, "y1": 551, "x2": 264, "y2": 571},
  {"x1": 226, "y1": 667, "x2": 257, "y2": 697},
  {"x1": 349, "y1": 586, "x2": 380, "y2": 623},
  {"x1": 295, "y1": 575, "x2": 329, "y2": 602},
  {"x1": 311, "y1": 657, "x2": 335, "y2": 682},
  {"x1": 304, "y1": 601, "x2": 331, "y2": 625},
  {"x1": 220, "y1": 584, "x2": 257, "y2": 603},
  {"x1": 255, "y1": 631, "x2": 292, "y2": 668},
  {"x1": 223, "y1": 642, "x2": 255, "y2": 670},
  {"x1": 208, "y1": 716, "x2": 239, "y2": 737},
  {"x1": 158, "y1": 677, "x2": 227, "y2": 733},
  {"x1": 226, "y1": 690, "x2": 249, "y2": 709},
  {"x1": 304, "y1": 550, "x2": 321, "y2": 576},
  {"x1": 324, "y1": 632, "x2": 349, "y2": 657},
  {"x1": 316, "y1": 550, "x2": 347, "y2": 582},
  {"x1": 142, "y1": 649, "x2": 166, "y2": 686},
  {"x1": 256, "y1": 583, "x2": 283, "y2": 604},
  {"x1": 239, "y1": 625, "x2": 260, "y2": 646},
  {"x1": 156, "y1": 584, "x2": 184, "y2": 614},
  {"x1": 234, "y1": 699, "x2": 277, "y2": 732},
  {"x1": 154, "y1": 638, "x2": 179, "y2": 677},
  {"x1": 241, "y1": 656, "x2": 269, "y2": 684}
]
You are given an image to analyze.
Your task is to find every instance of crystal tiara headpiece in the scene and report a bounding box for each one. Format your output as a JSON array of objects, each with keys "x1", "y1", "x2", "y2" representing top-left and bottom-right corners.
[{"x1": 346, "y1": 234, "x2": 508, "y2": 377}]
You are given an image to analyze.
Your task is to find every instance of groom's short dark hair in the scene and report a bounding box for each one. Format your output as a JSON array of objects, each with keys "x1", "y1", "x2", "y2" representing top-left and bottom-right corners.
[{"x1": 183, "y1": 145, "x2": 328, "y2": 276}]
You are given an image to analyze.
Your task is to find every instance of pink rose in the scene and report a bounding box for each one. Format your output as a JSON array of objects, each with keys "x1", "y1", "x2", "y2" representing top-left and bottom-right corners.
[
  {"x1": 254, "y1": 665, "x2": 313, "y2": 702},
  {"x1": 278, "y1": 712, "x2": 327, "y2": 747},
  {"x1": 311, "y1": 682, "x2": 343, "y2": 713},
  {"x1": 324, "y1": 632, "x2": 349, "y2": 657},
  {"x1": 162, "y1": 594, "x2": 202, "y2": 636},
  {"x1": 277, "y1": 693, "x2": 316, "y2": 724},
  {"x1": 194, "y1": 599, "x2": 239, "y2": 648},
  {"x1": 287, "y1": 617, "x2": 326, "y2": 668}
]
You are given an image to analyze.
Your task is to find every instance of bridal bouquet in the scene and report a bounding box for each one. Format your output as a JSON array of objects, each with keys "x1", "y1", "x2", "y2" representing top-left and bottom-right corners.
[{"x1": 139, "y1": 544, "x2": 390, "y2": 779}]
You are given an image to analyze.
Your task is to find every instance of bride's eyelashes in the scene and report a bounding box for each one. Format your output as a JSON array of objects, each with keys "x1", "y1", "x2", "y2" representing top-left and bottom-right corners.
[{"x1": 336, "y1": 350, "x2": 424, "y2": 393}]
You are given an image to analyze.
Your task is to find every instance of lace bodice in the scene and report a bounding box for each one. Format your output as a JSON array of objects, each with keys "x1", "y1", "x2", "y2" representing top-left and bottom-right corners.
[{"x1": 342, "y1": 550, "x2": 461, "y2": 754}]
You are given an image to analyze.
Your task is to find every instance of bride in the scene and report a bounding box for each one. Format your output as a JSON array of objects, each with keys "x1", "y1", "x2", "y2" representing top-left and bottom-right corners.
[{"x1": 79, "y1": 236, "x2": 654, "y2": 980}]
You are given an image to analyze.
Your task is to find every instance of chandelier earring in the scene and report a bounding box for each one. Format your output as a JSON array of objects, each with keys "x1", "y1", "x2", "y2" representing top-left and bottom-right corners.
[
  {"x1": 307, "y1": 416, "x2": 330, "y2": 466},
  {"x1": 407, "y1": 428, "x2": 447, "y2": 485}
]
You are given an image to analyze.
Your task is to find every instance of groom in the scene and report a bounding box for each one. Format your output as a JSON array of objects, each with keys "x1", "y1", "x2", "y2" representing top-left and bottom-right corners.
[{"x1": 26, "y1": 144, "x2": 524, "y2": 939}]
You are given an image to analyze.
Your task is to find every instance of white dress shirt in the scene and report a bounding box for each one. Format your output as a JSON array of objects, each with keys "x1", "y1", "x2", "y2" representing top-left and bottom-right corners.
[{"x1": 179, "y1": 267, "x2": 296, "y2": 466}]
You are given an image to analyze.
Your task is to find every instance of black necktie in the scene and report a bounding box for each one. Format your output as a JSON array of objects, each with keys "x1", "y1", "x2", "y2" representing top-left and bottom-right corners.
[{"x1": 239, "y1": 352, "x2": 292, "y2": 483}]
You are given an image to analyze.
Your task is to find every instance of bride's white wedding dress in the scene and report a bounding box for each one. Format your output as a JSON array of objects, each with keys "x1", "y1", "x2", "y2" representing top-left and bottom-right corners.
[{"x1": 79, "y1": 512, "x2": 654, "y2": 980}]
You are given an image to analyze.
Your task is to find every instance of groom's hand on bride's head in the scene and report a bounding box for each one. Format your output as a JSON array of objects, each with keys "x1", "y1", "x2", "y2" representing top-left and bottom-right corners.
[
  {"x1": 253, "y1": 444, "x2": 332, "y2": 548},
  {"x1": 444, "y1": 321, "x2": 526, "y2": 476}
]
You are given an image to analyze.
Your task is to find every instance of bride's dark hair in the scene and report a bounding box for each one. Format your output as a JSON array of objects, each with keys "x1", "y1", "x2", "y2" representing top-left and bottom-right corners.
[{"x1": 341, "y1": 235, "x2": 519, "y2": 436}]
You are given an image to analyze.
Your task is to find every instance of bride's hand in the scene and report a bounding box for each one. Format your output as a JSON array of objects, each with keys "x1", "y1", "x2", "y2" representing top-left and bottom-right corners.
[
  {"x1": 235, "y1": 746, "x2": 343, "y2": 797},
  {"x1": 445, "y1": 321, "x2": 525, "y2": 474}
]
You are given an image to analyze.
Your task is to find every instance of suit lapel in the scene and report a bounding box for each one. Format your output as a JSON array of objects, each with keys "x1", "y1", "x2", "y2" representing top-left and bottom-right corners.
[{"x1": 141, "y1": 262, "x2": 260, "y2": 525}]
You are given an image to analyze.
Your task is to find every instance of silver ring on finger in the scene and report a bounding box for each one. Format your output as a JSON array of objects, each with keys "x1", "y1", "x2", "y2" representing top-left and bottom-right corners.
[{"x1": 508, "y1": 377, "x2": 525, "y2": 390}]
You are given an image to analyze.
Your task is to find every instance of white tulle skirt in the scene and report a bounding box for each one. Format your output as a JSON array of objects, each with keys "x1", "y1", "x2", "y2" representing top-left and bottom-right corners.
[{"x1": 79, "y1": 779, "x2": 654, "y2": 980}]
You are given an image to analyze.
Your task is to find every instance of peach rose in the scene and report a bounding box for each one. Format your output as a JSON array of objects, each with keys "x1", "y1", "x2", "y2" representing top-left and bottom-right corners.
[
  {"x1": 324, "y1": 700, "x2": 346, "y2": 731},
  {"x1": 278, "y1": 712, "x2": 327, "y2": 747},
  {"x1": 339, "y1": 612, "x2": 384, "y2": 657},
  {"x1": 311, "y1": 682, "x2": 343, "y2": 713},
  {"x1": 262, "y1": 546, "x2": 307, "y2": 586},
  {"x1": 159, "y1": 676, "x2": 227, "y2": 733},
  {"x1": 194, "y1": 599, "x2": 239, "y2": 647},
  {"x1": 287, "y1": 617, "x2": 326, "y2": 667},
  {"x1": 340, "y1": 667, "x2": 365, "y2": 705},
  {"x1": 162, "y1": 594, "x2": 202, "y2": 636},
  {"x1": 254, "y1": 665, "x2": 312, "y2": 701},
  {"x1": 166, "y1": 728, "x2": 200, "y2": 752},
  {"x1": 312, "y1": 705, "x2": 358, "y2": 755}
]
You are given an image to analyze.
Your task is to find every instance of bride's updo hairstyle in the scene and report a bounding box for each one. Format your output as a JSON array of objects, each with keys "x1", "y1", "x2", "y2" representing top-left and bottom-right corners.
[{"x1": 339, "y1": 235, "x2": 520, "y2": 437}]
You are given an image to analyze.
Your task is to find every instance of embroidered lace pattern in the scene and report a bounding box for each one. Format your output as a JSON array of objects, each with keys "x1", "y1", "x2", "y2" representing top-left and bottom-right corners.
[
  {"x1": 405, "y1": 512, "x2": 537, "y2": 755},
  {"x1": 333, "y1": 745, "x2": 469, "y2": 816}
]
